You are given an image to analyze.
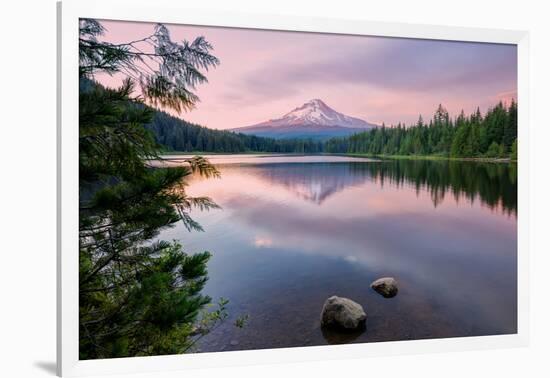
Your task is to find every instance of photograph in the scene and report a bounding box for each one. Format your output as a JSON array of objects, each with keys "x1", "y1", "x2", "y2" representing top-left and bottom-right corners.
[{"x1": 78, "y1": 18, "x2": 518, "y2": 360}]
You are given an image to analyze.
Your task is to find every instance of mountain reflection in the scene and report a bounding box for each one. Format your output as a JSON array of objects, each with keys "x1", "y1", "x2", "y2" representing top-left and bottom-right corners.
[
  {"x1": 240, "y1": 160, "x2": 517, "y2": 215},
  {"x1": 247, "y1": 163, "x2": 371, "y2": 204}
]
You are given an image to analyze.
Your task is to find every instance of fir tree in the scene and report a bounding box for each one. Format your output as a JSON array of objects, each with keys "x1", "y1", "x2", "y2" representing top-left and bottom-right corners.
[{"x1": 78, "y1": 19, "x2": 240, "y2": 359}]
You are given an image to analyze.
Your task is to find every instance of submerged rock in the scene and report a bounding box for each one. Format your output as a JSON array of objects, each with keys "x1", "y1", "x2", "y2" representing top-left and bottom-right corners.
[
  {"x1": 320, "y1": 296, "x2": 367, "y2": 330},
  {"x1": 370, "y1": 277, "x2": 398, "y2": 298}
]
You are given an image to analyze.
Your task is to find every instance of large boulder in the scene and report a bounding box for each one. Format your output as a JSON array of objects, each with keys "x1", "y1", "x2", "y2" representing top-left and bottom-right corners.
[
  {"x1": 320, "y1": 296, "x2": 367, "y2": 330},
  {"x1": 370, "y1": 277, "x2": 398, "y2": 298}
]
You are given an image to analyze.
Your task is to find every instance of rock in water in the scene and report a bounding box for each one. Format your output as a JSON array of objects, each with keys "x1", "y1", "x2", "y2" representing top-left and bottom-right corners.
[
  {"x1": 320, "y1": 296, "x2": 367, "y2": 330},
  {"x1": 370, "y1": 277, "x2": 398, "y2": 298}
]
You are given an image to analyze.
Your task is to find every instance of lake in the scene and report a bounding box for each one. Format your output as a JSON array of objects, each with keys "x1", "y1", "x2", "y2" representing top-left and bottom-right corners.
[{"x1": 158, "y1": 154, "x2": 517, "y2": 352}]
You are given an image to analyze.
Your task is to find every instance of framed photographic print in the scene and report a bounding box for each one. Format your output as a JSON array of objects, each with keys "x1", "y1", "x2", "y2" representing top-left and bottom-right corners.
[{"x1": 57, "y1": 0, "x2": 529, "y2": 376}]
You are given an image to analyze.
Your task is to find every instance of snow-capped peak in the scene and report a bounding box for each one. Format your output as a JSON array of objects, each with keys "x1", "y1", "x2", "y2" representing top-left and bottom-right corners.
[
  {"x1": 270, "y1": 99, "x2": 373, "y2": 129},
  {"x1": 231, "y1": 99, "x2": 378, "y2": 138}
]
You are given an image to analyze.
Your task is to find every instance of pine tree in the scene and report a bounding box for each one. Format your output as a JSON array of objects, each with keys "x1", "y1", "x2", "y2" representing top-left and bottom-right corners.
[
  {"x1": 78, "y1": 19, "x2": 239, "y2": 359},
  {"x1": 486, "y1": 141, "x2": 501, "y2": 158}
]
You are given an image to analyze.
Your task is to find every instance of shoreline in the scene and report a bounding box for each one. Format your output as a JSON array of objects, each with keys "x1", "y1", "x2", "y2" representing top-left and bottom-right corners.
[
  {"x1": 159, "y1": 151, "x2": 516, "y2": 164},
  {"x1": 342, "y1": 153, "x2": 515, "y2": 163}
]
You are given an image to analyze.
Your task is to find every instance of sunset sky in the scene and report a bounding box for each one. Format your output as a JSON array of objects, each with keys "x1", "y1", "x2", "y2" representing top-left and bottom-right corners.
[{"x1": 95, "y1": 19, "x2": 517, "y2": 130}]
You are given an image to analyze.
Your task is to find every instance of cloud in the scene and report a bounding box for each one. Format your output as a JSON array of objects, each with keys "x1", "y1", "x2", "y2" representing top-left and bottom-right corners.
[{"x1": 237, "y1": 37, "x2": 517, "y2": 100}]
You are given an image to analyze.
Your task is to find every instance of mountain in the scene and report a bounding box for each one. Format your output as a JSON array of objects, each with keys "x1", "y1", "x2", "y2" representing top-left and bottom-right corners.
[{"x1": 231, "y1": 99, "x2": 377, "y2": 140}]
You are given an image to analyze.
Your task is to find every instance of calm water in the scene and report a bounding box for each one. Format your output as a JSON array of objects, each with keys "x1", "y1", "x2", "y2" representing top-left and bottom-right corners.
[{"x1": 158, "y1": 155, "x2": 517, "y2": 352}]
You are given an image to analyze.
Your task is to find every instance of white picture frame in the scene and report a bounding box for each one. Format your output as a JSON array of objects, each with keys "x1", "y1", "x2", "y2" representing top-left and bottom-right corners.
[{"x1": 57, "y1": 0, "x2": 530, "y2": 376}]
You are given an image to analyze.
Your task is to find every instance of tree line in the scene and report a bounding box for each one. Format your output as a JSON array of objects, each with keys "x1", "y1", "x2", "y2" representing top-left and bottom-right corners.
[
  {"x1": 148, "y1": 110, "x2": 325, "y2": 153},
  {"x1": 81, "y1": 78, "x2": 327, "y2": 154},
  {"x1": 145, "y1": 100, "x2": 517, "y2": 160},
  {"x1": 325, "y1": 102, "x2": 517, "y2": 159},
  {"x1": 84, "y1": 77, "x2": 517, "y2": 159}
]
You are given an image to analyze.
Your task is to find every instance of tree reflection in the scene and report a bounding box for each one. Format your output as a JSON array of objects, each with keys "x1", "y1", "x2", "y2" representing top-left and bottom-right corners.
[
  {"x1": 359, "y1": 160, "x2": 517, "y2": 216},
  {"x1": 246, "y1": 160, "x2": 517, "y2": 216}
]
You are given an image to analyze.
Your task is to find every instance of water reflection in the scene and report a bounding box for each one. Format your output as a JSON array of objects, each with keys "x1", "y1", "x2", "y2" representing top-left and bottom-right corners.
[
  {"x1": 159, "y1": 157, "x2": 517, "y2": 352},
  {"x1": 239, "y1": 160, "x2": 517, "y2": 214},
  {"x1": 321, "y1": 324, "x2": 367, "y2": 345},
  {"x1": 249, "y1": 163, "x2": 372, "y2": 204}
]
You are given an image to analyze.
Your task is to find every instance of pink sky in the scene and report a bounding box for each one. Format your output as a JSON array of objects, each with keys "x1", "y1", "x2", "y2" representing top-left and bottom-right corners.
[{"x1": 94, "y1": 19, "x2": 517, "y2": 129}]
